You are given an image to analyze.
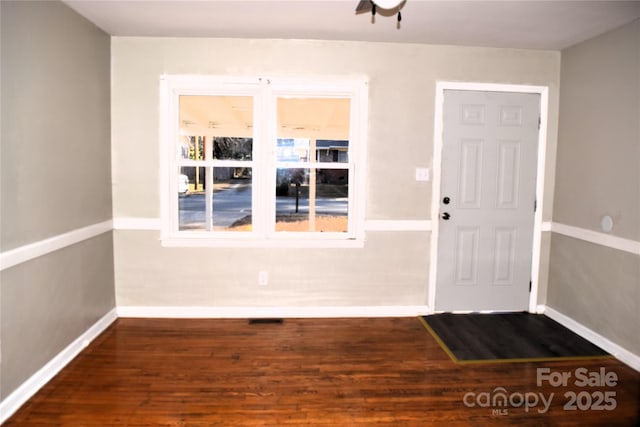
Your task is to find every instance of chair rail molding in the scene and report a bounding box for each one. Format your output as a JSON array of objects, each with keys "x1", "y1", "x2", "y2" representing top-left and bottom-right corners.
[{"x1": 0, "y1": 220, "x2": 113, "y2": 271}]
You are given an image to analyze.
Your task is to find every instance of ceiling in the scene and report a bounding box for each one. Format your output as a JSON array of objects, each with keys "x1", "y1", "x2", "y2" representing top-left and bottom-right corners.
[{"x1": 63, "y1": 0, "x2": 640, "y2": 50}]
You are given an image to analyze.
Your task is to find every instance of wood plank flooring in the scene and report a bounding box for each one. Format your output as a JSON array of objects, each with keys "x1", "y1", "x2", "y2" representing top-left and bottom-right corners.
[{"x1": 5, "y1": 317, "x2": 639, "y2": 426}]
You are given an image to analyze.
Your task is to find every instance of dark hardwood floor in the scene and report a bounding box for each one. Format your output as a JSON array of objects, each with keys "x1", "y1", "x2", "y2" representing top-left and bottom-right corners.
[{"x1": 5, "y1": 317, "x2": 639, "y2": 426}]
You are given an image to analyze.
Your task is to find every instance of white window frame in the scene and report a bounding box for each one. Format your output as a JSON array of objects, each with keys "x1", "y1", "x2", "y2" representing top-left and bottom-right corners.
[{"x1": 160, "y1": 75, "x2": 368, "y2": 248}]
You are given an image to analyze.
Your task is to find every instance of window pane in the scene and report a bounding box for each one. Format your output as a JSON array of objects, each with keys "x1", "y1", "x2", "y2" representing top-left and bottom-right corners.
[
  {"x1": 178, "y1": 167, "x2": 206, "y2": 231},
  {"x1": 213, "y1": 137, "x2": 253, "y2": 160},
  {"x1": 276, "y1": 138, "x2": 349, "y2": 163},
  {"x1": 276, "y1": 138, "x2": 310, "y2": 162},
  {"x1": 181, "y1": 164, "x2": 205, "y2": 192},
  {"x1": 212, "y1": 167, "x2": 252, "y2": 232},
  {"x1": 179, "y1": 136, "x2": 205, "y2": 160},
  {"x1": 277, "y1": 97, "x2": 351, "y2": 139},
  {"x1": 316, "y1": 140, "x2": 349, "y2": 163},
  {"x1": 275, "y1": 168, "x2": 348, "y2": 233},
  {"x1": 179, "y1": 95, "x2": 253, "y2": 156},
  {"x1": 178, "y1": 167, "x2": 252, "y2": 232}
]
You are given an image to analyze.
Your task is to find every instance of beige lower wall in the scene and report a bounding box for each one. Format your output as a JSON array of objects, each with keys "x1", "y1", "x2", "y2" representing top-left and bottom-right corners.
[
  {"x1": 547, "y1": 234, "x2": 640, "y2": 356},
  {"x1": 115, "y1": 230, "x2": 429, "y2": 307},
  {"x1": 0, "y1": 233, "x2": 116, "y2": 399}
]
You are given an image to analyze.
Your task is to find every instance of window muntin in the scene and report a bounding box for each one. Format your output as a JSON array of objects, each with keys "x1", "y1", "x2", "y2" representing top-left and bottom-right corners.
[{"x1": 162, "y1": 76, "x2": 367, "y2": 245}]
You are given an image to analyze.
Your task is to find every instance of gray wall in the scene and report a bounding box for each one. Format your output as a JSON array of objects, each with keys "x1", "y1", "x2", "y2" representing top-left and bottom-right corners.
[
  {"x1": 549, "y1": 20, "x2": 640, "y2": 355},
  {"x1": 0, "y1": 1, "x2": 114, "y2": 399},
  {"x1": 112, "y1": 38, "x2": 560, "y2": 308}
]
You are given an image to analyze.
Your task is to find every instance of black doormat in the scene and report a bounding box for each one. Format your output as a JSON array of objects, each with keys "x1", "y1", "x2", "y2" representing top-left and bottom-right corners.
[{"x1": 420, "y1": 312, "x2": 612, "y2": 364}]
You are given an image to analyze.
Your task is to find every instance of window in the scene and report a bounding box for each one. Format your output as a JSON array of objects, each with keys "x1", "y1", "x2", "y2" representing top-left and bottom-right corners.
[{"x1": 160, "y1": 76, "x2": 368, "y2": 247}]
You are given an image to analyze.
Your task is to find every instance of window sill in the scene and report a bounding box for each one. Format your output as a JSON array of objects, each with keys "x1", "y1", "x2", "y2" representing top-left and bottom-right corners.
[{"x1": 160, "y1": 236, "x2": 365, "y2": 249}]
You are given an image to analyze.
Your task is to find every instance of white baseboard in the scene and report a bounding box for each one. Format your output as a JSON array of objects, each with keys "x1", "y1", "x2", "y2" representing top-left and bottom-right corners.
[
  {"x1": 0, "y1": 308, "x2": 118, "y2": 424},
  {"x1": 117, "y1": 305, "x2": 431, "y2": 319},
  {"x1": 542, "y1": 306, "x2": 640, "y2": 372}
]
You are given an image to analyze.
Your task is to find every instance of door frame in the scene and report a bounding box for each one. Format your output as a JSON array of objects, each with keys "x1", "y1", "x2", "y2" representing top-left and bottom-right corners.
[{"x1": 428, "y1": 82, "x2": 549, "y2": 313}]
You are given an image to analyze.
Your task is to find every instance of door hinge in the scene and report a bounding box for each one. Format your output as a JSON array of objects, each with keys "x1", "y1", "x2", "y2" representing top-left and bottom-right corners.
[
  {"x1": 529, "y1": 281, "x2": 532, "y2": 292},
  {"x1": 538, "y1": 116, "x2": 541, "y2": 130},
  {"x1": 534, "y1": 199, "x2": 537, "y2": 212}
]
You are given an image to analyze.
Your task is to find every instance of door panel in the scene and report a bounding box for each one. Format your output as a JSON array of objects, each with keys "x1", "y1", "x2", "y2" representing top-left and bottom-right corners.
[
  {"x1": 493, "y1": 228, "x2": 517, "y2": 284},
  {"x1": 459, "y1": 140, "x2": 483, "y2": 208},
  {"x1": 435, "y1": 90, "x2": 540, "y2": 311},
  {"x1": 455, "y1": 227, "x2": 479, "y2": 284},
  {"x1": 496, "y1": 141, "x2": 521, "y2": 208}
]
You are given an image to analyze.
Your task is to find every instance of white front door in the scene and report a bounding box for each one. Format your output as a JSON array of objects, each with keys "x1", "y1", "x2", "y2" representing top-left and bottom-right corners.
[{"x1": 435, "y1": 90, "x2": 540, "y2": 311}]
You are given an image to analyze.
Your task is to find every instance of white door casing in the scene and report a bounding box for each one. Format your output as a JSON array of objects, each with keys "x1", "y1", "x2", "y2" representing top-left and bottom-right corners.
[{"x1": 431, "y1": 86, "x2": 545, "y2": 312}]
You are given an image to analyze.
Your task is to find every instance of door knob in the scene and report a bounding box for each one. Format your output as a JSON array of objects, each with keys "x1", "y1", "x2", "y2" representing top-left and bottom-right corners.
[
  {"x1": 441, "y1": 212, "x2": 451, "y2": 220},
  {"x1": 443, "y1": 196, "x2": 450, "y2": 205}
]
